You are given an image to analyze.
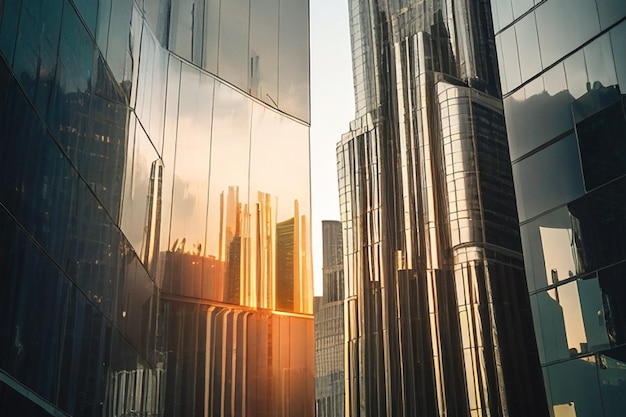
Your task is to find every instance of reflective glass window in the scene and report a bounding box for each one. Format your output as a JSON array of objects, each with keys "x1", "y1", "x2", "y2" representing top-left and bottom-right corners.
[
  {"x1": 120, "y1": 117, "x2": 161, "y2": 262},
  {"x1": 72, "y1": 0, "x2": 98, "y2": 34},
  {"x1": 491, "y1": 0, "x2": 513, "y2": 32},
  {"x1": 0, "y1": 0, "x2": 22, "y2": 62},
  {"x1": 505, "y1": 62, "x2": 573, "y2": 160},
  {"x1": 584, "y1": 34, "x2": 618, "y2": 91},
  {"x1": 611, "y1": 22, "x2": 626, "y2": 93},
  {"x1": 515, "y1": 12, "x2": 542, "y2": 82},
  {"x1": 496, "y1": 27, "x2": 520, "y2": 93},
  {"x1": 249, "y1": 104, "x2": 311, "y2": 313},
  {"x1": 535, "y1": 0, "x2": 599, "y2": 67},
  {"x1": 218, "y1": 0, "x2": 250, "y2": 90},
  {"x1": 544, "y1": 357, "x2": 602, "y2": 417},
  {"x1": 596, "y1": 0, "x2": 626, "y2": 29},
  {"x1": 512, "y1": 134, "x2": 584, "y2": 221},
  {"x1": 576, "y1": 97, "x2": 626, "y2": 190},
  {"x1": 597, "y1": 349, "x2": 626, "y2": 417},
  {"x1": 511, "y1": 0, "x2": 533, "y2": 21},
  {"x1": 202, "y1": 0, "x2": 220, "y2": 74},
  {"x1": 250, "y1": 0, "x2": 279, "y2": 107},
  {"x1": 143, "y1": 0, "x2": 170, "y2": 44},
  {"x1": 13, "y1": 0, "x2": 62, "y2": 117},
  {"x1": 278, "y1": 0, "x2": 310, "y2": 122},
  {"x1": 203, "y1": 82, "x2": 252, "y2": 304},
  {"x1": 168, "y1": 65, "x2": 214, "y2": 268},
  {"x1": 598, "y1": 263, "x2": 626, "y2": 347},
  {"x1": 96, "y1": 0, "x2": 132, "y2": 86},
  {"x1": 532, "y1": 278, "x2": 609, "y2": 363},
  {"x1": 169, "y1": 0, "x2": 194, "y2": 61}
]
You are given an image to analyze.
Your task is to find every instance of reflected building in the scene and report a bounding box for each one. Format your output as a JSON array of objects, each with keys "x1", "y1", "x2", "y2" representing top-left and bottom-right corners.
[
  {"x1": 0, "y1": 1, "x2": 312, "y2": 417},
  {"x1": 315, "y1": 221, "x2": 345, "y2": 417},
  {"x1": 337, "y1": 0, "x2": 548, "y2": 416},
  {"x1": 491, "y1": 0, "x2": 626, "y2": 416}
]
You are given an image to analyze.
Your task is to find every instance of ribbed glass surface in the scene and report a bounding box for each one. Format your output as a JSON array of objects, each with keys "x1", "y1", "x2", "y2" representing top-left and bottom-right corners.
[{"x1": 338, "y1": 1, "x2": 548, "y2": 416}]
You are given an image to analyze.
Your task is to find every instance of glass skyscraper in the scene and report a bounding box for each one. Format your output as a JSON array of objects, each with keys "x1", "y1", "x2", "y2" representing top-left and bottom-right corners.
[
  {"x1": 337, "y1": 0, "x2": 548, "y2": 416},
  {"x1": 491, "y1": 0, "x2": 626, "y2": 415},
  {"x1": 0, "y1": 1, "x2": 313, "y2": 416},
  {"x1": 315, "y1": 220, "x2": 345, "y2": 417}
]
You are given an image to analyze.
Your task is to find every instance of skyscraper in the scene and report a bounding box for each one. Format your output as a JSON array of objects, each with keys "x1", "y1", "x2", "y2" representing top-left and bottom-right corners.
[
  {"x1": 491, "y1": 1, "x2": 626, "y2": 416},
  {"x1": 337, "y1": 1, "x2": 548, "y2": 416},
  {"x1": 0, "y1": 1, "x2": 313, "y2": 416},
  {"x1": 315, "y1": 220, "x2": 345, "y2": 417}
]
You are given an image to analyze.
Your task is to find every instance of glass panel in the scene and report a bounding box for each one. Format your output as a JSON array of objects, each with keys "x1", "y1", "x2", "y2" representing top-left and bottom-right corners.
[
  {"x1": 218, "y1": 0, "x2": 250, "y2": 90},
  {"x1": 98, "y1": 0, "x2": 132, "y2": 86},
  {"x1": 511, "y1": 0, "x2": 533, "y2": 21},
  {"x1": 584, "y1": 34, "x2": 618, "y2": 91},
  {"x1": 512, "y1": 134, "x2": 584, "y2": 221},
  {"x1": 249, "y1": 0, "x2": 279, "y2": 107},
  {"x1": 202, "y1": 0, "x2": 220, "y2": 74},
  {"x1": 596, "y1": 0, "x2": 626, "y2": 29},
  {"x1": 515, "y1": 12, "x2": 541, "y2": 82},
  {"x1": 610, "y1": 22, "x2": 626, "y2": 93},
  {"x1": 166, "y1": 64, "x2": 214, "y2": 297},
  {"x1": 535, "y1": 0, "x2": 599, "y2": 67},
  {"x1": 56, "y1": 1, "x2": 94, "y2": 96},
  {"x1": 72, "y1": 0, "x2": 98, "y2": 34},
  {"x1": 143, "y1": 0, "x2": 169, "y2": 44},
  {"x1": 202, "y1": 82, "x2": 252, "y2": 304},
  {"x1": 545, "y1": 357, "x2": 602, "y2": 417},
  {"x1": 497, "y1": 27, "x2": 520, "y2": 93},
  {"x1": 169, "y1": 0, "x2": 194, "y2": 61},
  {"x1": 576, "y1": 98, "x2": 626, "y2": 190},
  {"x1": 0, "y1": 0, "x2": 21, "y2": 62},
  {"x1": 120, "y1": 118, "x2": 161, "y2": 264},
  {"x1": 491, "y1": 0, "x2": 513, "y2": 32},
  {"x1": 598, "y1": 349, "x2": 626, "y2": 417},
  {"x1": 599, "y1": 263, "x2": 626, "y2": 347},
  {"x1": 249, "y1": 105, "x2": 312, "y2": 313},
  {"x1": 278, "y1": 0, "x2": 309, "y2": 122}
]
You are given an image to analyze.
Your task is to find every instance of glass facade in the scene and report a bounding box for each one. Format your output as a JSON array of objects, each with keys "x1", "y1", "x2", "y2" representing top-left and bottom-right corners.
[
  {"x1": 315, "y1": 221, "x2": 345, "y2": 417},
  {"x1": 491, "y1": 0, "x2": 626, "y2": 416},
  {"x1": 337, "y1": 0, "x2": 547, "y2": 416},
  {"x1": 0, "y1": 1, "x2": 313, "y2": 416}
]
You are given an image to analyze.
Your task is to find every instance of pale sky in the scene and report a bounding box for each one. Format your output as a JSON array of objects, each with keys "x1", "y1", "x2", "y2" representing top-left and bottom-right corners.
[{"x1": 310, "y1": 0, "x2": 355, "y2": 295}]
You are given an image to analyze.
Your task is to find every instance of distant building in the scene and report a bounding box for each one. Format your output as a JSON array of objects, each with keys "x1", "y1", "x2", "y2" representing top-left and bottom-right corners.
[
  {"x1": 337, "y1": 0, "x2": 548, "y2": 416},
  {"x1": 315, "y1": 221, "x2": 345, "y2": 417},
  {"x1": 492, "y1": 1, "x2": 626, "y2": 415}
]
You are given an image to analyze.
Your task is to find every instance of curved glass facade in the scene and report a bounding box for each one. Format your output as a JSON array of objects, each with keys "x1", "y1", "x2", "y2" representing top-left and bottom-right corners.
[
  {"x1": 338, "y1": 0, "x2": 548, "y2": 416},
  {"x1": 493, "y1": 0, "x2": 626, "y2": 416},
  {"x1": 0, "y1": 1, "x2": 313, "y2": 416}
]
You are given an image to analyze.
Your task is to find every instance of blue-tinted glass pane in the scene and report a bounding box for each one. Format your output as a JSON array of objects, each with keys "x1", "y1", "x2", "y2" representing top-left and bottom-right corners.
[
  {"x1": 512, "y1": 134, "x2": 584, "y2": 221},
  {"x1": 218, "y1": 0, "x2": 250, "y2": 90},
  {"x1": 0, "y1": 0, "x2": 21, "y2": 63},
  {"x1": 545, "y1": 357, "x2": 602, "y2": 416},
  {"x1": 72, "y1": 0, "x2": 97, "y2": 34},
  {"x1": 584, "y1": 34, "x2": 618, "y2": 91},
  {"x1": 497, "y1": 27, "x2": 520, "y2": 93}
]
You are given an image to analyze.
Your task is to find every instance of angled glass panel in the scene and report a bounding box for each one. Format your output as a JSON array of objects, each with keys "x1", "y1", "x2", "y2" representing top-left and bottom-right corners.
[
  {"x1": 610, "y1": 22, "x2": 626, "y2": 93},
  {"x1": 169, "y1": 0, "x2": 194, "y2": 61},
  {"x1": 203, "y1": 81, "x2": 252, "y2": 304},
  {"x1": 504, "y1": 63, "x2": 573, "y2": 160},
  {"x1": 250, "y1": 0, "x2": 279, "y2": 107},
  {"x1": 511, "y1": 0, "x2": 533, "y2": 21},
  {"x1": 544, "y1": 356, "x2": 602, "y2": 417},
  {"x1": 596, "y1": 0, "x2": 626, "y2": 29},
  {"x1": 72, "y1": 0, "x2": 98, "y2": 34},
  {"x1": 512, "y1": 134, "x2": 584, "y2": 221},
  {"x1": 167, "y1": 64, "x2": 214, "y2": 293},
  {"x1": 497, "y1": 27, "x2": 520, "y2": 93},
  {"x1": 515, "y1": 12, "x2": 541, "y2": 82},
  {"x1": 535, "y1": 0, "x2": 600, "y2": 67},
  {"x1": 0, "y1": 0, "x2": 22, "y2": 62},
  {"x1": 203, "y1": 0, "x2": 220, "y2": 74},
  {"x1": 491, "y1": 0, "x2": 513, "y2": 32},
  {"x1": 278, "y1": 0, "x2": 310, "y2": 122},
  {"x1": 218, "y1": 0, "x2": 250, "y2": 90},
  {"x1": 249, "y1": 104, "x2": 311, "y2": 313}
]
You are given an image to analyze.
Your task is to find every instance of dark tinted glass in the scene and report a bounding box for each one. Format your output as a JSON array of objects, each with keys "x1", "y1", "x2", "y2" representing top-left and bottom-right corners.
[
  {"x1": 544, "y1": 356, "x2": 602, "y2": 416},
  {"x1": 598, "y1": 263, "x2": 626, "y2": 347},
  {"x1": 576, "y1": 97, "x2": 626, "y2": 190},
  {"x1": 611, "y1": 23, "x2": 626, "y2": 93},
  {"x1": 596, "y1": 0, "x2": 626, "y2": 29},
  {"x1": 0, "y1": 0, "x2": 21, "y2": 61}
]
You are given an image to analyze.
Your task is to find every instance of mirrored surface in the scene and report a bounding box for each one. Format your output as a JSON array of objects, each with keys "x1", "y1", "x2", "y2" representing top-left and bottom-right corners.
[
  {"x1": 512, "y1": 134, "x2": 584, "y2": 221},
  {"x1": 535, "y1": 0, "x2": 599, "y2": 68}
]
